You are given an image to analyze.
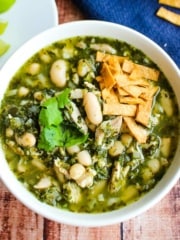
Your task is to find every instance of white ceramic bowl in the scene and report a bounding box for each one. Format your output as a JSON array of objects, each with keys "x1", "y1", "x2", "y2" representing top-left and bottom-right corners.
[{"x1": 0, "y1": 20, "x2": 180, "y2": 227}]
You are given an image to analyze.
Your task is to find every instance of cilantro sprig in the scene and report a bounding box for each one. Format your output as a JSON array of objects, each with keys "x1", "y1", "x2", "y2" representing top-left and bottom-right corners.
[{"x1": 38, "y1": 88, "x2": 88, "y2": 152}]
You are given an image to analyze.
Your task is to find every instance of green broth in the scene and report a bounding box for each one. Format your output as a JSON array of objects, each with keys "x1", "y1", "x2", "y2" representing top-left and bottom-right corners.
[{"x1": 0, "y1": 36, "x2": 179, "y2": 213}]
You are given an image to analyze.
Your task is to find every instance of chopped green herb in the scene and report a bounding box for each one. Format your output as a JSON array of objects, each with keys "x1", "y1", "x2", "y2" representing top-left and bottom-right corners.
[
  {"x1": 38, "y1": 88, "x2": 87, "y2": 151},
  {"x1": 38, "y1": 125, "x2": 64, "y2": 151},
  {"x1": 63, "y1": 125, "x2": 88, "y2": 147},
  {"x1": 39, "y1": 97, "x2": 63, "y2": 127},
  {"x1": 56, "y1": 88, "x2": 71, "y2": 108}
]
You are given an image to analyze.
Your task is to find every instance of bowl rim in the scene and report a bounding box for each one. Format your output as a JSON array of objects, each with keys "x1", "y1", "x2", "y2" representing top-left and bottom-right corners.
[{"x1": 0, "y1": 20, "x2": 180, "y2": 227}]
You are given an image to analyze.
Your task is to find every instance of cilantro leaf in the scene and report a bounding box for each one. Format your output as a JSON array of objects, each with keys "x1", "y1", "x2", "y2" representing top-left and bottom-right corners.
[
  {"x1": 56, "y1": 88, "x2": 71, "y2": 108},
  {"x1": 39, "y1": 97, "x2": 63, "y2": 127},
  {"x1": 61, "y1": 123, "x2": 88, "y2": 147},
  {"x1": 38, "y1": 126, "x2": 64, "y2": 151},
  {"x1": 65, "y1": 131, "x2": 88, "y2": 147},
  {"x1": 38, "y1": 88, "x2": 88, "y2": 152}
]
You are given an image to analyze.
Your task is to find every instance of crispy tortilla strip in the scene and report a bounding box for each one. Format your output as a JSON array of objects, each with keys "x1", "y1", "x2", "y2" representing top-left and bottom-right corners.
[
  {"x1": 130, "y1": 78, "x2": 150, "y2": 87},
  {"x1": 117, "y1": 87, "x2": 129, "y2": 96},
  {"x1": 103, "y1": 103, "x2": 137, "y2": 116},
  {"x1": 96, "y1": 51, "x2": 126, "y2": 63},
  {"x1": 136, "y1": 99, "x2": 153, "y2": 127},
  {"x1": 101, "y1": 63, "x2": 116, "y2": 89},
  {"x1": 108, "y1": 64, "x2": 123, "y2": 77},
  {"x1": 102, "y1": 88, "x2": 119, "y2": 103},
  {"x1": 159, "y1": 0, "x2": 180, "y2": 8},
  {"x1": 116, "y1": 74, "x2": 150, "y2": 87},
  {"x1": 130, "y1": 64, "x2": 160, "y2": 81},
  {"x1": 116, "y1": 74, "x2": 130, "y2": 87},
  {"x1": 107, "y1": 57, "x2": 122, "y2": 72},
  {"x1": 156, "y1": 7, "x2": 180, "y2": 26},
  {"x1": 140, "y1": 86, "x2": 159, "y2": 100},
  {"x1": 120, "y1": 96, "x2": 145, "y2": 105},
  {"x1": 96, "y1": 51, "x2": 160, "y2": 139},
  {"x1": 108, "y1": 66, "x2": 123, "y2": 81},
  {"x1": 122, "y1": 59, "x2": 134, "y2": 73},
  {"x1": 123, "y1": 117, "x2": 148, "y2": 143},
  {"x1": 122, "y1": 85, "x2": 147, "y2": 98},
  {"x1": 96, "y1": 76, "x2": 103, "y2": 82},
  {"x1": 122, "y1": 59, "x2": 160, "y2": 81}
]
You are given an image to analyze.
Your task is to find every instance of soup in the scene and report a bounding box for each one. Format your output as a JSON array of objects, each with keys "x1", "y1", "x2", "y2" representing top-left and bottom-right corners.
[{"x1": 0, "y1": 36, "x2": 179, "y2": 213}]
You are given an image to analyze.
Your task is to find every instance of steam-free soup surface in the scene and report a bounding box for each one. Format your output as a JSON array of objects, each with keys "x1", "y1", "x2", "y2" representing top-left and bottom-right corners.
[{"x1": 0, "y1": 36, "x2": 179, "y2": 213}]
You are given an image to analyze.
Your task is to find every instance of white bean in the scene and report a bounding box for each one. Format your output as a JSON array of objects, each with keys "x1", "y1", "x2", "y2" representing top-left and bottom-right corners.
[
  {"x1": 90, "y1": 43, "x2": 116, "y2": 54},
  {"x1": 6, "y1": 128, "x2": 14, "y2": 137},
  {"x1": 76, "y1": 173, "x2": 94, "y2": 188},
  {"x1": 77, "y1": 59, "x2": 90, "y2": 77},
  {"x1": 85, "y1": 117, "x2": 96, "y2": 132},
  {"x1": 70, "y1": 89, "x2": 84, "y2": 99},
  {"x1": 72, "y1": 73, "x2": 80, "y2": 85},
  {"x1": 147, "y1": 159, "x2": 160, "y2": 174},
  {"x1": 18, "y1": 87, "x2": 29, "y2": 97},
  {"x1": 66, "y1": 145, "x2": 80, "y2": 155},
  {"x1": 27, "y1": 63, "x2": 40, "y2": 75},
  {"x1": 39, "y1": 52, "x2": 51, "y2": 63},
  {"x1": 15, "y1": 132, "x2": 36, "y2": 147},
  {"x1": 34, "y1": 91, "x2": 43, "y2": 101},
  {"x1": 50, "y1": 59, "x2": 67, "y2": 87},
  {"x1": 77, "y1": 150, "x2": 92, "y2": 166},
  {"x1": 141, "y1": 167, "x2": 153, "y2": 181},
  {"x1": 34, "y1": 177, "x2": 51, "y2": 189},
  {"x1": 83, "y1": 92, "x2": 102, "y2": 125},
  {"x1": 109, "y1": 141, "x2": 125, "y2": 157},
  {"x1": 69, "y1": 163, "x2": 86, "y2": 180}
]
